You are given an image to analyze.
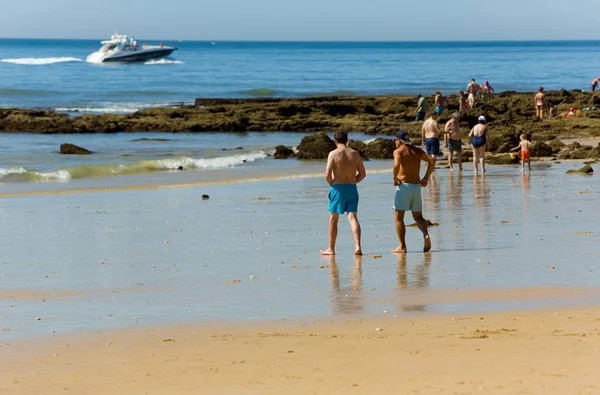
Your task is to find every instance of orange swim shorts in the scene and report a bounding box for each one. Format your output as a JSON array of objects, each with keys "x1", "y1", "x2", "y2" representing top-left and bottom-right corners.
[{"x1": 521, "y1": 150, "x2": 530, "y2": 160}]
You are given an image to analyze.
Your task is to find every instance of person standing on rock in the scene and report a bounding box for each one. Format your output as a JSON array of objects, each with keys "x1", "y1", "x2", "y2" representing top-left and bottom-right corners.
[
  {"x1": 391, "y1": 131, "x2": 435, "y2": 253},
  {"x1": 434, "y1": 92, "x2": 447, "y2": 115},
  {"x1": 591, "y1": 77, "x2": 600, "y2": 92},
  {"x1": 535, "y1": 87, "x2": 546, "y2": 119},
  {"x1": 481, "y1": 81, "x2": 495, "y2": 107},
  {"x1": 421, "y1": 112, "x2": 440, "y2": 161},
  {"x1": 320, "y1": 131, "x2": 367, "y2": 256},
  {"x1": 444, "y1": 112, "x2": 464, "y2": 171},
  {"x1": 467, "y1": 79, "x2": 481, "y2": 108},
  {"x1": 469, "y1": 115, "x2": 489, "y2": 174},
  {"x1": 415, "y1": 94, "x2": 428, "y2": 121}
]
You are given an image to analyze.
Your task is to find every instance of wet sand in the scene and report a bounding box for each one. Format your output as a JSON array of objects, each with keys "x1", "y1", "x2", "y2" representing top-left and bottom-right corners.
[{"x1": 2, "y1": 307, "x2": 599, "y2": 395}]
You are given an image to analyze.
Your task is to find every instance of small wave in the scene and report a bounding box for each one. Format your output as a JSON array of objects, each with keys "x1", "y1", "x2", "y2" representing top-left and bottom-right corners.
[
  {"x1": 0, "y1": 167, "x2": 27, "y2": 178},
  {"x1": 1, "y1": 57, "x2": 82, "y2": 65},
  {"x1": 362, "y1": 138, "x2": 377, "y2": 144},
  {"x1": 144, "y1": 59, "x2": 183, "y2": 65},
  {"x1": 55, "y1": 106, "x2": 141, "y2": 114},
  {"x1": 0, "y1": 152, "x2": 267, "y2": 183},
  {"x1": 240, "y1": 88, "x2": 278, "y2": 97}
]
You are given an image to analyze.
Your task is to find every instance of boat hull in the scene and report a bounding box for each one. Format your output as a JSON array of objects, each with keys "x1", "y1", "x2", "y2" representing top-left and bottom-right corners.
[{"x1": 102, "y1": 47, "x2": 176, "y2": 63}]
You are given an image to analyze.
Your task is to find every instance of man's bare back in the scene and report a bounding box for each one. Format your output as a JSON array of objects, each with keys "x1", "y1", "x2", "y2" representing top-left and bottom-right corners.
[
  {"x1": 326, "y1": 147, "x2": 365, "y2": 185},
  {"x1": 421, "y1": 117, "x2": 439, "y2": 139},
  {"x1": 393, "y1": 144, "x2": 433, "y2": 185},
  {"x1": 535, "y1": 91, "x2": 545, "y2": 106}
]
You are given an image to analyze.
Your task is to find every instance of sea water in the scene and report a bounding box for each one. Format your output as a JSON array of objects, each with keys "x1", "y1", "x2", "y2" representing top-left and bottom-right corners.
[{"x1": 2, "y1": 39, "x2": 600, "y2": 111}]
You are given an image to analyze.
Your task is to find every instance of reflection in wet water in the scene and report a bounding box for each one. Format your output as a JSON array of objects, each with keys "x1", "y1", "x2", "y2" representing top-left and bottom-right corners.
[
  {"x1": 328, "y1": 255, "x2": 363, "y2": 314},
  {"x1": 397, "y1": 253, "x2": 432, "y2": 312}
]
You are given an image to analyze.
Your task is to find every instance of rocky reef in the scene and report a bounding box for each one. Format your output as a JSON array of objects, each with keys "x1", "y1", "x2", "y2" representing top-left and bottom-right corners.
[{"x1": 2, "y1": 90, "x2": 600, "y2": 161}]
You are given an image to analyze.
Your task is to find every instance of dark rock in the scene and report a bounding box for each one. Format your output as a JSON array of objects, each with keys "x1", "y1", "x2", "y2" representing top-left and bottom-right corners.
[
  {"x1": 235, "y1": 146, "x2": 244, "y2": 150},
  {"x1": 569, "y1": 141, "x2": 581, "y2": 149},
  {"x1": 486, "y1": 153, "x2": 521, "y2": 165},
  {"x1": 177, "y1": 166, "x2": 184, "y2": 170},
  {"x1": 201, "y1": 194, "x2": 210, "y2": 200},
  {"x1": 131, "y1": 138, "x2": 172, "y2": 142},
  {"x1": 365, "y1": 138, "x2": 395, "y2": 159},
  {"x1": 488, "y1": 132, "x2": 519, "y2": 153},
  {"x1": 273, "y1": 145, "x2": 295, "y2": 159},
  {"x1": 296, "y1": 132, "x2": 336, "y2": 160},
  {"x1": 546, "y1": 139, "x2": 565, "y2": 154},
  {"x1": 530, "y1": 141, "x2": 553, "y2": 157},
  {"x1": 566, "y1": 165, "x2": 594, "y2": 174},
  {"x1": 60, "y1": 143, "x2": 92, "y2": 155}
]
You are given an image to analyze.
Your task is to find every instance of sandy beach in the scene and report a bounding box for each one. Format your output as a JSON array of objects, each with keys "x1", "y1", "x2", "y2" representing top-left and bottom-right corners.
[{"x1": 2, "y1": 306, "x2": 599, "y2": 395}]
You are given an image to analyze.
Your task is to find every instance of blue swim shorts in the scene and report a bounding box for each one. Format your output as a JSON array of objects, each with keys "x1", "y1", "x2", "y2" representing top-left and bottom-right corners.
[
  {"x1": 328, "y1": 184, "x2": 359, "y2": 214},
  {"x1": 435, "y1": 105, "x2": 445, "y2": 114},
  {"x1": 425, "y1": 138, "x2": 440, "y2": 155},
  {"x1": 393, "y1": 183, "x2": 422, "y2": 212}
]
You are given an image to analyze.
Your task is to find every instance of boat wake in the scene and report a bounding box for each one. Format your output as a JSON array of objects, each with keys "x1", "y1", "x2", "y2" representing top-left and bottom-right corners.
[
  {"x1": 1, "y1": 57, "x2": 82, "y2": 65},
  {"x1": 0, "y1": 151, "x2": 268, "y2": 182},
  {"x1": 144, "y1": 59, "x2": 183, "y2": 65}
]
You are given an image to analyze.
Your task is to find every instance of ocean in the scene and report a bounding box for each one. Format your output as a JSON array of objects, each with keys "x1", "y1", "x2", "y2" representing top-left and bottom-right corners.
[{"x1": 2, "y1": 39, "x2": 600, "y2": 112}]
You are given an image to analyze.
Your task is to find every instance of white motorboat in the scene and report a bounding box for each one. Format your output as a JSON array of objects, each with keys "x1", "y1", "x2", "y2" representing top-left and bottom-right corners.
[{"x1": 86, "y1": 34, "x2": 177, "y2": 63}]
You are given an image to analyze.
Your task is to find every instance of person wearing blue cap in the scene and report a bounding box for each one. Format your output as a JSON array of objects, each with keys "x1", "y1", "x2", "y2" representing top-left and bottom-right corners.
[{"x1": 392, "y1": 130, "x2": 435, "y2": 253}]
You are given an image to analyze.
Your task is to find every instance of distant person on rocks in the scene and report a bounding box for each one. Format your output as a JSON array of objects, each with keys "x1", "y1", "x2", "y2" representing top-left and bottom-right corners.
[
  {"x1": 549, "y1": 105, "x2": 558, "y2": 118},
  {"x1": 444, "y1": 112, "x2": 464, "y2": 171},
  {"x1": 510, "y1": 134, "x2": 532, "y2": 171},
  {"x1": 391, "y1": 131, "x2": 435, "y2": 253},
  {"x1": 535, "y1": 87, "x2": 546, "y2": 119},
  {"x1": 458, "y1": 90, "x2": 468, "y2": 112},
  {"x1": 566, "y1": 107, "x2": 575, "y2": 118},
  {"x1": 421, "y1": 112, "x2": 440, "y2": 161},
  {"x1": 591, "y1": 77, "x2": 600, "y2": 92},
  {"x1": 481, "y1": 81, "x2": 495, "y2": 106},
  {"x1": 434, "y1": 92, "x2": 447, "y2": 115},
  {"x1": 415, "y1": 94, "x2": 428, "y2": 121},
  {"x1": 469, "y1": 115, "x2": 488, "y2": 174},
  {"x1": 466, "y1": 79, "x2": 481, "y2": 108},
  {"x1": 320, "y1": 131, "x2": 367, "y2": 256}
]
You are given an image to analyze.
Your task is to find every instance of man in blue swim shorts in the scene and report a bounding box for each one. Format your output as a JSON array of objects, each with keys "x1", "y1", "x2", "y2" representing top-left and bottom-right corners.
[
  {"x1": 421, "y1": 112, "x2": 440, "y2": 161},
  {"x1": 321, "y1": 131, "x2": 367, "y2": 256},
  {"x1": 392, "y1": 130, "x2": 435, "y2": 253}
]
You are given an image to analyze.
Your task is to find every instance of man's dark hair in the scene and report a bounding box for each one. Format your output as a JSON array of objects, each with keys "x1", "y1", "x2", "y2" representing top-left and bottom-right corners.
[{"x1": 334, "y1": 131, "x2": 348, "y2": 144}]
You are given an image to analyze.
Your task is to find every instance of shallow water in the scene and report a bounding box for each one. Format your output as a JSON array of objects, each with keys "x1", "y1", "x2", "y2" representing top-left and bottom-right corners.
[{"x1": 1, "y1": 162, "x2": 599, "y2": 341}]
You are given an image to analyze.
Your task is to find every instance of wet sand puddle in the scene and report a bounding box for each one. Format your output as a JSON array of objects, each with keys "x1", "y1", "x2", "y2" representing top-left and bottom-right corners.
[{"x1": 1, "y1": 162, "x2": 599, "y2": 340}]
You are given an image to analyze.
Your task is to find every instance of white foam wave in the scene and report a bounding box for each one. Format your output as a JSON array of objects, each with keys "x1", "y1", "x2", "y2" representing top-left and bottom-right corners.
[
  {"x1": 1, "y1": 57, "x2": 82, "y2": 65},
  {"x1": 362, "y1": 138, "x2": 377, "y2": 144},
  {"x1": 0, "y1": 167, "x2": 27, "y2": 177},
  {"x1": 152, "y1": 151, "x2": 267, "y2": 171},
  {"x1": 144, "y1": 59, "x2": 183, "y2": 65},
  {"x1": 55, "y1": 107, "x2": 140, "y2": 114},
  {"x1": 35, "y1": 170, "x2": 72, "y2": 181}
]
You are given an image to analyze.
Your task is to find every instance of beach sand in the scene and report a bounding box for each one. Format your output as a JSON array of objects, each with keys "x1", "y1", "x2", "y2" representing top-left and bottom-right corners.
[{"x1": 2, "y1": 307, "x2": 599, "y2": 395}]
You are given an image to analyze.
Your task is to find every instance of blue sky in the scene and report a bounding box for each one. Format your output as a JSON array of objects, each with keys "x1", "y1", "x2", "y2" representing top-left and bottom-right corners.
[{"x1": 1, "y1": 0, "x2": 599, "y2": 41}]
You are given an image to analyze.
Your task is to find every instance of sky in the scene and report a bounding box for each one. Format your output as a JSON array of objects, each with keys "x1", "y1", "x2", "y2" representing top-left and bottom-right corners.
[{"x1": 1, "y1": 0, "x2": 599, "y2": 41}]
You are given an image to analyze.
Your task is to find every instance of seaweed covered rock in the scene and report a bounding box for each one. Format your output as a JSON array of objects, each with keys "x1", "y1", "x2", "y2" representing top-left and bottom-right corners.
[
  {"x1": 348, "y1": 140, "x2": 369, "y2": 159},
  {"x1": 296, "y1": 132, "x2": 336, "y2": 160},
  {"x1": 488, "y1": 132, "x2": 520, "y2": 153},
  {"x1": 546, "y1": 139, "x2": 565, "y2": 154},
  {"x1": 273, "y1": 145, "x2": 295, "y2": 159},
  {"x1": 530, "y1": 141, "x2": 553, "y2": 157},
  {"x1": 486, "y1": 153, "x2": 520, "y2": 165},
  {"x1": 60, "y1": 143, "x2": 92, "y2": 155},
  {"x1": 566, "y1": 165, "x2": 594, "y2": 174},
  {"x1": 365, "y1": 138, "x2": 395, "y2": 159}
]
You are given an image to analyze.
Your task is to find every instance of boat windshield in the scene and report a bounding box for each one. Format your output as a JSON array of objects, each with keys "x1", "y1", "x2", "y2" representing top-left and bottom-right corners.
[{"x1": 99, "y1": 43, "x2": 118, "y2": 53}]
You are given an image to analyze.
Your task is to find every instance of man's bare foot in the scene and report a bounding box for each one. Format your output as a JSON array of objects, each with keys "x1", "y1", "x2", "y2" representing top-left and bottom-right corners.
[
  {"x1": 449, "y1": 167, "x2": 454, "y2": 172},
  {"x1": 320, "y1": 248, "x2": 335, "y2": 255},
  {"x1": 354, "y1": 249, "x2": 363, "y2": 256},
  {"x1": 423, "y1": 235, "x2": 432, "y2": 252},
  {"x1": 391, "y1": 246, "x2": 407, "y2": 253}
]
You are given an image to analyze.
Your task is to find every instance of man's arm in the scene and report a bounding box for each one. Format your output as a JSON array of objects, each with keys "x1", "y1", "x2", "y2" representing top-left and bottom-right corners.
[
  {"x1": 324, "y1": 152, "x2": 334, "y2": 186},
  {"x1": 419, "y1": 150, "x2": 435, "y2": 187},
  {"x1": 421, "y1": 123, "x2": 426, "y2": 141},
  {"x1": 392, "y1": 149, "x2": 401, "y2": 186},
  {"x1": 355, "y1": 155, "x2": 366, "y2": 184}
]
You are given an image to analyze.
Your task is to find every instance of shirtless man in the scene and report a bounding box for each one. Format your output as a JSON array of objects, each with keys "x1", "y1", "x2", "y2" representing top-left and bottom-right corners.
[
  {"x1": 444, "y1": 112, "x2": 463, "y2": 171},
  {"x1": 466, "y1": 79, "x2": 480, "y2": 109},
  {"x1": 434, "y1": 91, "x2": 447, "y2": 115},
  {"x1": 391, "y1": 131, "x2": 435, "y2": 253},
  {"x1": 591, "y1": 77, "x2": 600, "y2": 92},
  {"x1": 421, "y1": 112, "x2": 440, "y2": 161},
  {"x1": 320, "y1": 131, "x2": 367, "y2": 256},
  {"x1": 535, "y1": 87, "x2": 545, "y2": 119}
]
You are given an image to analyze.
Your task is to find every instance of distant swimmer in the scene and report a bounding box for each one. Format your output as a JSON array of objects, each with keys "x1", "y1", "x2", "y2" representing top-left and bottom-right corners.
[
  {"x1": 320, "y1": 131, "x2": 367, "y2": 256},
  {"x1": 592, "y1": 77, "x2": 600, "y2": 92},
  {"x1": 421, "y1": 112, "x2": 440, "y2": 162},
  {"x1": 391, "y1": 131, "x2": 435, "y2": 253},
  {"x1": 469, "y1": 115, "x2": 488, "y2": 174},
  {"x1": 510, "y1": 134, "x2": 532, "y2": 171},
  {"x1": 535, "y1": 87, "x2": 545, "y2": 119},
  {"x1": 415, "y1": 94, "x2": 428, "y2": 121}
]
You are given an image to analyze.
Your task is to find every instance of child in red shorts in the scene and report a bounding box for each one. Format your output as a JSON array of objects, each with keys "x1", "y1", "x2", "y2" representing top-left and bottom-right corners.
[{"x1": 510, "y1": 134, "x2": 532, "y2": 171}]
